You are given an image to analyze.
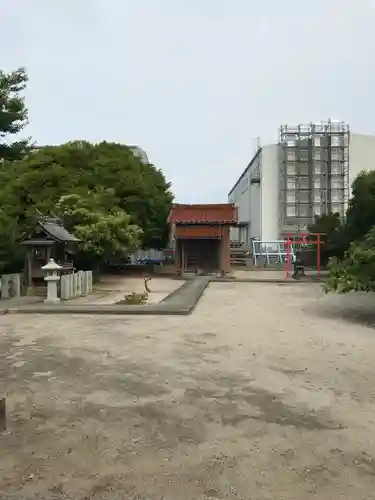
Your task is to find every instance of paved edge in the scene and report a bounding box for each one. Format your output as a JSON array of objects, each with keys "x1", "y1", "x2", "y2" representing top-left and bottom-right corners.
[
  {"x1": 6, "y1": 277, "x2": 211, "y2": 316},
  {"x1": 214, "y1": 277, "x2": 326, "y2": 284},
  {"x1": 5, "y1": 275, "x2": 324, "y2": 316}
]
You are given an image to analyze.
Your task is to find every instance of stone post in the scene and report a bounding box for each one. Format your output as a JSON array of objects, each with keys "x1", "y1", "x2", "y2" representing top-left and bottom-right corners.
[
  {"x1": 86, "y1": 271, "x2": 93, "y2": 293},
  {"x1": 75, "y1": 273, "x2": 80, "y2": 297},
  {"x1": 41, "y1": 259, "x2": 62, "y2": 304},
  {"x1": 9, "y1": 274, "x2": 21, "y2": 298},
  {"x1": 77, "y1": 271, "x2": 83, "y2": 296},
  {"x1": 81, "y1": 271, "x2": 87, "y2": 295},
  {"x1": 68, "y1": 274, "x2": 73, "y2": 298},
  {"x1": 72, "y1": 273, "x2": 77, "y2": 297},
  {"x1": 0, "y1": 275, "x2": 9, "y2": 299},
  {"x1": 60, "y1": 274, "x2": 69, "y2": 300}
]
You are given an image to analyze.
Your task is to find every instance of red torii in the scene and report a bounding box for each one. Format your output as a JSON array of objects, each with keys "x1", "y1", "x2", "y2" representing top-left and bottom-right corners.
[{"x1": 281, "y1": 232, "x2": 324, "y2": 280}]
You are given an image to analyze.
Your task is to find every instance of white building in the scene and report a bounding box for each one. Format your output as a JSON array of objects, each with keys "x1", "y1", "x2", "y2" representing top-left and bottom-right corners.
[{"x1": 228, "y1": 123, "x2": 375, "y2": 246}]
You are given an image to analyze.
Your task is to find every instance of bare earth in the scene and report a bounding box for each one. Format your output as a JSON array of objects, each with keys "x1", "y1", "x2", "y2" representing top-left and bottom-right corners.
[
  {"x1": 68, "y1": 276, "x2": 183, "y2": 305},
  {"x1": 1, "y1": 281, "x2": 375, "y2": 499}
]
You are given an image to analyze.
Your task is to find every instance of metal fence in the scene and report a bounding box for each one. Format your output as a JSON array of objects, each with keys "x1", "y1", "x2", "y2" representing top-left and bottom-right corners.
[{"x1": 129, "y1": 249, "x2": 165, "y2": 264}]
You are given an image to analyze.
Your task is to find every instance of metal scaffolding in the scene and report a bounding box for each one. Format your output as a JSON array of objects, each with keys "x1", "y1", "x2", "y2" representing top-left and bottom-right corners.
[{"x1": 279, "y1": 120, "x2": 349, "y2": 234}]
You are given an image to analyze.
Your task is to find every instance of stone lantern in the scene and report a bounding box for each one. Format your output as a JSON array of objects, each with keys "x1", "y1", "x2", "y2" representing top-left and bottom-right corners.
[{"x1": 41, "y1": 258, "x2": 62, "y2": 304}]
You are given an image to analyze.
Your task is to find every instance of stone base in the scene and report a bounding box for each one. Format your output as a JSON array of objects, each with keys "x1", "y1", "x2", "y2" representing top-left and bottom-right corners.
[{"x1": 44, "y1": 298, "x2": 60, "y2": 304}]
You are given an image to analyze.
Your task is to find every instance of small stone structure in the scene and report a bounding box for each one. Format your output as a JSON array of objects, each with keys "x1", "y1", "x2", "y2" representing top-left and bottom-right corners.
[
  {"x1": 41, "y1": 258, "x2": 93, "y2": 302},
  {"x1": 42, "y1": 259, "x2": 62, "y2": 304},
  {"x1": 0, "y1": 273, "x2": 21, "y2": 299}
]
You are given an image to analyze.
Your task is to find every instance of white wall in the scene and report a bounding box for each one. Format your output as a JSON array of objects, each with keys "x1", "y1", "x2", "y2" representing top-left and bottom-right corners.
[
  {"x1": 228, "y1": 149, "x2": 262, "y2": 246},
  {"x1": 349, "y1": 133, "x2": 375, "y2": 189},
  {"x1": 228, "y1": 169, "x2": 250, "y2": 242},
  {"x1": 260, "y1": 144, "x2": 279, "y2": 241},
  {"x1": 249, "y1": 183, "x2": 261, "y2": 240}
]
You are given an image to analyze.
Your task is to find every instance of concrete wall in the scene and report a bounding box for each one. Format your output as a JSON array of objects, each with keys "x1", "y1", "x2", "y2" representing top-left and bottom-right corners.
[
  {"x1": 228, "y1": 149, "x2": 261, "y2": 246},
  {"x1": 249, "y1": 183, "x2": 261, "y2": 240},
  {"x1": 260, "y1": 144, "x2": 279, "y2": 241},
  {"x1": 349, "y1": 133, "x2": 375, "y2": 189},
  {"x1": 228, "y1": 165, "x2": 250, "y2": 243},
  {"x1": 228, "y1": 144, "x2": 279, "y2": 244}
]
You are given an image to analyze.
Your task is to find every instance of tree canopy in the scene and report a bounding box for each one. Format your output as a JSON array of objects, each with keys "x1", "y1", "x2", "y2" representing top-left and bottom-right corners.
[
  {"x1": 342, "y1": 170, "x2": 375, "y2": 243},
  {"x1": 324, "y1": 170, "x2": 375, "y2": 293},
  {"x1": 0, "y1": 68, "x2": 174, "y2": 273},
  {"x1": 0, "y1": 141, "x2": 173, "y2": 266},
  {"x1": 307, "y1": 212, "x2": 343, "y2": 266},
  {"x1": 56, "y1": 190, "x2": 141, "y2": 256},
  {"x1": 0, "y1": 67, "x2": 30, "y2": 161},
  {"x1": 325, "y1": 227, "x2": 375, "y2": 293}
]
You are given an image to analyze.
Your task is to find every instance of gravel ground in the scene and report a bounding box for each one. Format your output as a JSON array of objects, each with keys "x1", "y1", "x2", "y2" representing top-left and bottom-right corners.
[
  {"x1": 67, "y1": 276, "x2": 183, "y2": 305},
  {"x1": 1, "y1": 281, "x2": 375, "y2": 499}
]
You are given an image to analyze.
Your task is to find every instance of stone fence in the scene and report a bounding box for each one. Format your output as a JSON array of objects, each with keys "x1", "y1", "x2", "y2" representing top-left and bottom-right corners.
[
  {"x1": 0, "y1": 270, "x2": 93, "y2": 301},
  {"x1": 0, "y1": 273, "x2": 22, "y2": 299},
  {"x1": 60, "y1": 271, "x2": 93, "y2": 300}
]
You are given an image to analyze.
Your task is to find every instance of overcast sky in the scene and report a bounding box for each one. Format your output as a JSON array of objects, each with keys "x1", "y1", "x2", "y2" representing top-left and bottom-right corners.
[{"x1": 2, "y1": 0, "x2": 375, "y2": 202}]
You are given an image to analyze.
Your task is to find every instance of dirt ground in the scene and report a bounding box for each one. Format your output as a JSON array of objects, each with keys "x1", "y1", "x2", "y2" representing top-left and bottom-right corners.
[
  {"x1": 1, "y1": 281, "x2": 375, "y2": 499},
  {"x1": 68, "y1": 276, "x2": 182, "y2": 305}
]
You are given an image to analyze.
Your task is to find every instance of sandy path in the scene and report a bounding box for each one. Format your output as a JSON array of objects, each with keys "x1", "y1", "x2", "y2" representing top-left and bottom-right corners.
[
  {"x1": 0, "y1": 281, "x2": 375, "y2": 499},
  {"x1": 69, "y1": 276, "x2": 182, "y2": 304}
]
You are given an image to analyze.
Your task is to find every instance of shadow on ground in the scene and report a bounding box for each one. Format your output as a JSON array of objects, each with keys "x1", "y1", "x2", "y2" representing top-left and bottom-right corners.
[{"x1": 304, "y1": 291, "x2": 375, "y2": 328}]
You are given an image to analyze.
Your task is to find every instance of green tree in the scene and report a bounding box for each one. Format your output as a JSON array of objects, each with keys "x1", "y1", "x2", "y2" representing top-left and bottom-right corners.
[
  {"x1": 308, "y1": 212, "x2": 341, "y2": 236},
  {"x1": 307, "y1": 212, "x2": 343, "y2": 266},
  {"x1": 18, "y1": 141, "x2": 172, "y2": 247},
  {"x1": 56, "y1": 190, "x2": 141, "y2": 258},
  {"x1": 325, "y1": 227, "x2": 375, "y2": 293},
  {"x1": 343, "y1": 170, "x2": 375, "y2": 243},
  {"x1": 0, "y1": 141, "x2": 172, "y2": 270},
  {"x1": 0, "y1": 207, "x2": 24, "y2": 273},
  {"x1": 0, "y1": 67, "x2": 30, "y2": 161},
  {"x1": 325, "y1": 169, "x2": 375, "y2": 293}
]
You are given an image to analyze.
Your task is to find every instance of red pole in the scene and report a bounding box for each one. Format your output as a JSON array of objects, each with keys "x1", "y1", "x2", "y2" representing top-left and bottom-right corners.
[
  {"x1": 317, "y1": 233, "x2": 321, "y2": 279},
  {"x1": 286, "y1": 239, "x2": 290, "y2": 280}
]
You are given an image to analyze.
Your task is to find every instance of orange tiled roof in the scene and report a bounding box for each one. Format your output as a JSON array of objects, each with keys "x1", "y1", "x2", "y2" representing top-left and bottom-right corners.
[{"x1": 168, "y1": 204, "x2": 238, "y2": 224}]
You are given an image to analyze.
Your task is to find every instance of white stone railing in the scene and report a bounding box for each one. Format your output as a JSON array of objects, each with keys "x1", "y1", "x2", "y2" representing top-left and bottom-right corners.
[
  {"x1": 0, "y1": 273, "x2": 22, "y2": 299},
  {"x1": 60, "y1": 271, "x2": 93, "y2": 300}
]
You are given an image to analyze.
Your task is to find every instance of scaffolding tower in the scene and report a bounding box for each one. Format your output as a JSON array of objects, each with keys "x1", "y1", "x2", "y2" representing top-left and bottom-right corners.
[{"x1": 279, "y1": 119, "x2": 349, "y2": 235}]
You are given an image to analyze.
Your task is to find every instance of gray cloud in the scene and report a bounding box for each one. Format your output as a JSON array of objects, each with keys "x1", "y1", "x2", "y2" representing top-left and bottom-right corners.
[{"x1": 2, "y1": 0, "x2": 374, "y2": 202}]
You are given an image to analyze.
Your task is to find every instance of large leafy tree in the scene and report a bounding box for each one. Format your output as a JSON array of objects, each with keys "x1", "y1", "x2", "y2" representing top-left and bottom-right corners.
[
  {"x1": 325, "y1": 228, "x2": 375, "y2": 293},
  {"x1": 325, "y1": 170, "x2": 375, "y2": 293},
  {"x1": 0, "y1": 141, "x2": 173, "y2": 271},
  {"x1": 308, "y1": 212, "x2": 342, "y2": 237},
  {"x1": 307, "y1": 212, "x2": 343, "y2": 266},
  {"x1": 342, "y1": 170, "x2": 375, "y2": 243},
  {"x1": 0, "y1": 67, "x2": 30, "y2": 161},
  {"x1": 56, "y1": 190, "x2": 141, "y2": 258}
]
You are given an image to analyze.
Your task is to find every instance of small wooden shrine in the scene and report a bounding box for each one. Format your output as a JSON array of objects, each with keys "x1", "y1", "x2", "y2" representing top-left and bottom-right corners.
[
  {"x1": 168, "y1": 204, "x2": 238, "y2": 275},
  {"x1": 22, "y1": 216, "x2": 80, "y2": 289}
]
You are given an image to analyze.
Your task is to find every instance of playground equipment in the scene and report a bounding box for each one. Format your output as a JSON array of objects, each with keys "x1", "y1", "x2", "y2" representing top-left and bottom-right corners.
[{"x1": 252, "y1": 233, "x2": 324, "y2": 280}]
